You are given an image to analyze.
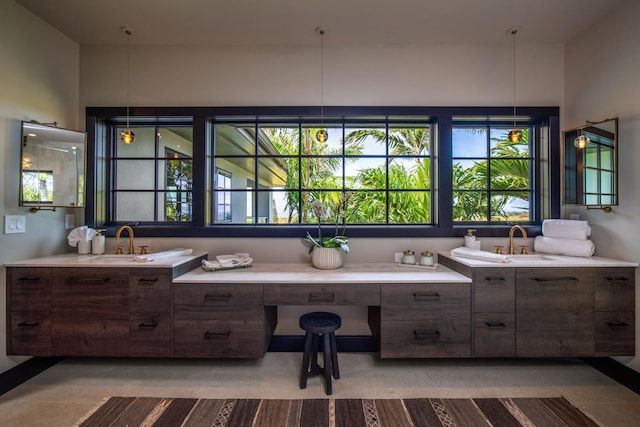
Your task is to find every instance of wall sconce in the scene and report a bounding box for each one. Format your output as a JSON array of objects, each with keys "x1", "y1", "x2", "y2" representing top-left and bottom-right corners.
[{"x1": 120, "y1": 26, "x2": 135, "y2": 144}]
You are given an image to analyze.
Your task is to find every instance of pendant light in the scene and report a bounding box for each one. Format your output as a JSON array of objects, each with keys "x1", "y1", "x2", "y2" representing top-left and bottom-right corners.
[
  {"x1": 315, "y1": 26, "x2": 328, "y2": 143},
  {"x1": 120, "y1": 26, "x2": 135, "y2": 144},
  {"x1": 507, "y1": 26, "x2": 522, "y2": 143}
]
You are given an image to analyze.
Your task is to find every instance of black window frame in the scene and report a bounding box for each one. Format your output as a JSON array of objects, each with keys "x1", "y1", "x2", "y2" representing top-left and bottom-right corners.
[{"x1": 85, "y1": 106, "x2": 560, "y2": 238}]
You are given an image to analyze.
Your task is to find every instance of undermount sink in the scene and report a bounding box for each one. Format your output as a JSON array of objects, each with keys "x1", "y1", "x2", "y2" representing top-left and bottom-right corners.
[
  {"x1": 78, "y1": 254, "x2": 139, "y2": 263},
  {"x1": 509, "y1": 254, "x2": 557, "y2": 262}
]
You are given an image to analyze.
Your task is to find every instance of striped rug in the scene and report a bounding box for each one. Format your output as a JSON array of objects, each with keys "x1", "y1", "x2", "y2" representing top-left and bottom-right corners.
[{"x1": 75, "y1": 396, "x2": 600, "y2": 426}]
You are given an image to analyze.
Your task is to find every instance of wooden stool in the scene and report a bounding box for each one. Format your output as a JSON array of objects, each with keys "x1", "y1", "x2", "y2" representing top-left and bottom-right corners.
[{"x1": 299, "y1": 311, "x2": 341, "y2": 395}]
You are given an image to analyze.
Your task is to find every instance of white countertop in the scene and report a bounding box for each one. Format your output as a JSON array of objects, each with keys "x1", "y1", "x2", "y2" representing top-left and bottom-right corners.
[
  {"x1": 4, "y1": 251, "x2": 208, "y2": 268},
  {"x1": 173, "y1": 262, "x2": 471, "y2": 284},
  {"x1": 439, "y1": 251, "x2": 638, "y2": 268}
]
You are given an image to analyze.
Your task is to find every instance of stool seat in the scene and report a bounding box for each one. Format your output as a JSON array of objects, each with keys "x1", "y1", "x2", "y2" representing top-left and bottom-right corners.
[{"x1": 299, "y1": 311, "x2": 341, "y2": 395}]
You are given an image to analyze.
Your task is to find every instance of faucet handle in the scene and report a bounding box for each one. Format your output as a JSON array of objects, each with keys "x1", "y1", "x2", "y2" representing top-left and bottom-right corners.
[
  {"x1": 494, "y1": 245, "x2": 504, "y2": 254},
  {"x1": 114, "y1": 244, "x2": 123, "y2": 255},
  {"x1": 138, "y1": 245, "x2": 149, "y2": 255},
  {"x1": 519, "y1": 245, "x2": 529, "y2": 255}
]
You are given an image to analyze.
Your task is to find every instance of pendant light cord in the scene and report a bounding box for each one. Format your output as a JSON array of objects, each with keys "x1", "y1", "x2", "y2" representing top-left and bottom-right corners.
[
  {"x1": 126, "y1": 28, "x2": 131, "y2": 129},
  {"x1": 318, "y1": 27, "x2": 325, "y2": 126},
  {"x1": 511, "y1": 27, "x2": 518, "y2": 130}
]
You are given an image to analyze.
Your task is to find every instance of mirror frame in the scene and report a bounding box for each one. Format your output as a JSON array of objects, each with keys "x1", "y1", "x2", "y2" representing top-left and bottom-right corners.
[
  {"x1": 19, "y1": 121, "x2": 87, "y2": 210},
  {"x1": 562, "y1": 117, "x2": 618, "y2": 211}
]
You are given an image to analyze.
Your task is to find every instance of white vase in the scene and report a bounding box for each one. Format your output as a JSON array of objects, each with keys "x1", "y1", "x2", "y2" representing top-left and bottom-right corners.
[{"x1": 311, "y1": 247, "x2": 344, "y2": 270}]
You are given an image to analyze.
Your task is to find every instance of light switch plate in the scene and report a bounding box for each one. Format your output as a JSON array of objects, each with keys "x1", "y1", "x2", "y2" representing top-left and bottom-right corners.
[
  {"x1": 65, "y1": 213, "x2": 75, "y2": 229},
  {"x1": 5, "y1": 215, "x2": 26, "y2": 234}
]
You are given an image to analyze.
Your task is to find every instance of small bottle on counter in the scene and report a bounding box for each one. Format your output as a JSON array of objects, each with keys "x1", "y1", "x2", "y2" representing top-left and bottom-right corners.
[
  {"x1": 92, "y1": 229, "x2": 105, "y2": 254},
  {"x1": 420, "y1": 251, "x2": 434, "y2": 266},
  {"x1": 401, "y1": 250, "x2": 416, "y2": 265}
]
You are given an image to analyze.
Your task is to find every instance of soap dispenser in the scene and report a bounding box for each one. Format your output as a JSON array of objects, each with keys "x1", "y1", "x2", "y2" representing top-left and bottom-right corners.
[
  {"x1": 464, "y1": 229, "x2": 481, "y2": 249},
  {"x1": 92, "y1": 229, "x2": 106, "y2": 254}
]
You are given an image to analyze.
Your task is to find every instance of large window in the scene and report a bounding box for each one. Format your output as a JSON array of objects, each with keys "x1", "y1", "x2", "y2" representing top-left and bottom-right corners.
[{"x1": 86, "y1": 106, "x2": 559, "y2": 237}]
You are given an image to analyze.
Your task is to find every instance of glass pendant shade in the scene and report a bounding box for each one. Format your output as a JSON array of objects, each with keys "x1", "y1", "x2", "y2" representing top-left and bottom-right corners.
[
  {"x1": 120, "y1": 128, "x2": 135, "y2": 144},
  {"x1": 508, "y1": 129, "x2": 522, "y2": 143},
  {"x1": 316, "y1": 129, "x2": 328, "y2": 143},
  {"x1": 574, "y1": 134, "x2": 590, "y2": 149}
]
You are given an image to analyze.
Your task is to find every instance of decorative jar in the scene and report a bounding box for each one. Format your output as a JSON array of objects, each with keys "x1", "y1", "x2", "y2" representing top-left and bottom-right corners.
[{"x1": 311, "y1": 247, "x2": 344, "y2": 270}]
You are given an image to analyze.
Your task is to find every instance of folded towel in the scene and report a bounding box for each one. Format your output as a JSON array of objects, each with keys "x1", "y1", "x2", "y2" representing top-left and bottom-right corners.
[
  {"x1": 533, "y1": 236, "x2": 595, "y2": 257},
  {"x1": 202, "y1": 254, "x2": 253, "y2": 271},
  {"x1": 67, "y1": 226, "x2": 96, "y2": 247},
  {"x1": 450, "y1": 247, "x2": 512, "y2": 263},
  {"x1": 134, "y1": 248, "x2": 193, "y2": 262},
  {"x1": 542, "y1": 219, "x2": 591, "y2": 240}
]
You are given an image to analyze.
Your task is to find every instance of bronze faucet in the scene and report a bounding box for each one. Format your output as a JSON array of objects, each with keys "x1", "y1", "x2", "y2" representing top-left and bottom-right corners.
[
  {"x1": 508, "y1": 225, "x2": 527, "y2": 255},
  {"x1": 115, "y1": 225, "x2": 135, "y2": 254}
]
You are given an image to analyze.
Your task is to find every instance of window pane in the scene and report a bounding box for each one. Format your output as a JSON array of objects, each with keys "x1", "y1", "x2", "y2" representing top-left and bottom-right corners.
[
  {"x1": 115, "y1": 127, "x2": 156, "y2": 157},
  {"x1": 115, "y1": 160, "x2": 155, "y2": 189},
  {"x1": 491, "y1": 192, "x2": 530, "y2": 222},
  {"x1": 453, "y1": 160, "x2": 487, "y2": 190},
  {"x1": 261, "y1": 126, "x2": 300, "y2": 155},
  {"x1": 302, "y1": 125, "x2": 343, "y2": 153},
  {"x1": 490, "y1": 159, "x2": 530, "y2": 190},
  {"x1": 389, "y1": 125, "x2": 431, "y2": 156},
  {"x1": 490, "y1": 128, "x2": 530, "y2": 156},
  {"x1": 452, "y1": 127, "x2": 487, "y2": 158},
  {"x1": 215, "y1": 124, "x2": 256, "y2": 156},
  {"x1": 347, "y1": 191, "x2": 386, "y2": 224},
  {"x1": 389, "y1": 158, "x2": 430, "y2": 190},
  {"x1": 257, "y1": 157, "x2": 290, "y2": 188},
  {"x1": 303, "y1": 157, "x2": 343, "y2": 190},
  {"x1": 214, "y1": 159, "x2": 255, "y2": 189},
  {"x1": 388, "y1": 191, "x2": 431, "y2": 223},
  {"x1": 116, "y1": 192, "x2": 154, "y2": 221},
  {"x1": 270, "y1": 190, "x2": 300, "y2": 224},
  {"x1": 348, "y1": 158, "x2": 386, "y2": 190},
  {"x1": 453, "y1": 191, "x2": 488, "y2": 221},
  {"x1": 345, "y1": 126, "x2": 386, "y2": 155}
]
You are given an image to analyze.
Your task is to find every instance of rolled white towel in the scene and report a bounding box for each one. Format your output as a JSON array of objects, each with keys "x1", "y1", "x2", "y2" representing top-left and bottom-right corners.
[
  {"x1": 134, "y1": 248, "x2": 193, "y2": 262},
  {"x1": 450, "y1": 247, "x2": 512, "y2": 263},
  {"x1": 533, "y1": 236, "x2": 595, "y2": 257},
  {"x1": 542, "y1": 219, "x2": 591, "y2": 240}
]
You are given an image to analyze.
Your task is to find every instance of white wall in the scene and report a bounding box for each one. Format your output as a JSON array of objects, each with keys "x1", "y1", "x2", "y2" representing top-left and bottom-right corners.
[
  {"x1": 0, "y1": 1, "x2": 80, "y2": 373},
  {"x1": 564, "y1": 0, "x2": 640, "y2": 370}
]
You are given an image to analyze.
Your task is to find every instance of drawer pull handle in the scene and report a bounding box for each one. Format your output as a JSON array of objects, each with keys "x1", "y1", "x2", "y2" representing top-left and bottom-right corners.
[
  {"x1": 413, "y1": 292, "x2": 440, "y2": 300},
  {"x1": 309, "y1": 292, "x2": 335, "y2": 302},
  {"x1": 138, "y1": 321, "x2": 159, "y2": 329},
  {"x1": 204, "y1": 293, "x2": 232, "y2": 301},
  {"x1": 485, "y1": 321, "x2": 506, "y2": 328},
  {"x1": 605, "y1": 276, "x2": 630, "y2": 282},
  {"x1": 17, "y1": 276, "x2": 41, "y2": 282},
  {"x1": 138, "y1": 278, "x2": 159, "y2": 283},
  {"x1": 533, "y1": 277, "x2": 578, "y2": 282},
  {"x1": 485, "y1": 277, "x2": 506, "y2": 282},
  {"x1": 606, "y1": 321, "x2": 630, "y2": 328},
  {"x1": 18, "y1": 321, "x2": 40, "y2": 327},
  {"x1": 65, "y1": 277, "x2": 110, "y2": 284},
  {"x1": 204, "y1": 330, "x2": 231, "y2": 339},
  {"x1": 413, "y1": 330, "x2": 440, "y2": 340}
]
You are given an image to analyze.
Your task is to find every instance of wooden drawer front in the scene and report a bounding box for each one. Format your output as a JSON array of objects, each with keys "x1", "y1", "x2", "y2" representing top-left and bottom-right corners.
[
  {"x1": 173, "y1": 320, "x2": 266, "y2": 358},
  {"x1": 9, "y1": 268, "x2": 52, "y2": 311},
  {"x1": 595, "y1": 268, "x2": 635, "y2": 312},
  {"x1": 595, "y1": 312, "x2": 635, "y2": 356},
  {"x1": 52, "y1": 269, "x2": 129, "y2": 319},
  {"x1": 516, "y1": 329, "x2": 594, "y2": 357},
  {"x1": 52, "y1": 320, "x2": 129, "y2": 356},
  {"x1": 380, "y1": 320, "x2": 471, "y2": 358},
  {"x1": 381, "y1": 283, "x2": 470, "y2": 320},
  {"x1": 174, "y1": 303, "x2": 264, "y2": 322},
  {"x1": 174, "y1": 284, "x2": 263, "y2": 307},
  {"x1": 129, "y1": 270, "x2": 172, "y2": 312},
  {"x1": 264, "y1": 283, "x2": 380, "y2": 305},
  {"x1": 516, "y1": 267, "x2": 595, "y2": 288},
  {"x1": 473, "y1": 313, "x2": 515, "y2": 357},
  {"x1": 9, "y1": 312, "x2": 51, "y2": 356},
  {"x1": 473, "y1": 268, "x2": 515, "y2": 313},
  {"x1": 129, "y1": 312, "x2": 172, "y2": 357}
]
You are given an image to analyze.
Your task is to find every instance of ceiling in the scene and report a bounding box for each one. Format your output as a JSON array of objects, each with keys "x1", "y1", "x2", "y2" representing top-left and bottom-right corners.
[{"x1": 16, "y1": 0, "x2": 622, "y2": 47}]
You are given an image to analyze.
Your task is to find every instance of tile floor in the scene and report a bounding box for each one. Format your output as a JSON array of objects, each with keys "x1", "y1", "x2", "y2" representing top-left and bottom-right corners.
[{"x1": 1, "y1": 353, "x2": 640, "y2": 426}]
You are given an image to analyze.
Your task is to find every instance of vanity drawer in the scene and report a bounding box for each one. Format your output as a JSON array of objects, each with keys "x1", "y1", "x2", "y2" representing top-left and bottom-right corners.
[
  {"x1": 473, "y1": 267, "x2": 515, "y2": 313},
  {"x1": 264, "y1": 283, "x2": 380, "y2": 305},
  {"x1": 52, "y1": 319, "x2": 129, "y2": 356},
  {"x1": 129, "y1": 311, "x2": 172, "y2": 357},
  {"x1": 473, "y1": 312, "x2": 515, "y2": 357},
  {"x1": 174, "y1": 284, "x2": 263, "y2": 307},
  {"x1": 595, "y1": 311, "x2": 635, "y2": 356},
  {"x1": 173, "y1": 319, "x2": 267, "y2": 357},
  {"x1": 381, "y1": 283, "x2": 470, "y2": 320},
  {"x1": 595, "y1": 268, "x2": 635, "y2": 312},
  {"x1": 9, "y1": 268, "x2": 52, "y2": 311},
  {"x1": 379, "y1": 319, "x2": 471, "y2": 358},
  {"x1": 9, "y1": 311, "x2": 51, "y2": 356},
  {"x1": 129, "y1": 269, "x2": 172, "y2": 312}
]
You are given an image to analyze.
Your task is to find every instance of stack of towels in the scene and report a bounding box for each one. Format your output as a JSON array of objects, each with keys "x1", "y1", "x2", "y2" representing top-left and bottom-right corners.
[
  {"x1": 533, "y1": 219, "x2": 595, "y2": 257},
  {"x1": 67, "y1": 226, "x2": 96, "y2": 247},
  {"x1": 202, "y1": 253, "x2": 253, "y2": 271}
]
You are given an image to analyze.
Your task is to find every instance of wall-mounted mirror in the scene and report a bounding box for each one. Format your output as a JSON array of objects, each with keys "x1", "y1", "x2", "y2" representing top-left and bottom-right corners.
[
  {"x1": 20, "y1": 121, "x2": 86, "y2": 210},
  {"x1": 563, "y1": 118, "x2": 617, "y2": 211}
]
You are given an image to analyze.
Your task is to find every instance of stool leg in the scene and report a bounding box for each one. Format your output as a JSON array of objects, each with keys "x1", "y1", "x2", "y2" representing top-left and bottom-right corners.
[
  {"x1": 330, "y1": 332, "x2": 340, "y2": 379},
  {"x1": 323, "y1": 332, "x2": 333, "y2": 395},
  {"x1": 299, "y1": 331, "x2": 313, "y2": 389},
  {"x1": 310, "y1": 333, "x2": 322, "y2": 375}
]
